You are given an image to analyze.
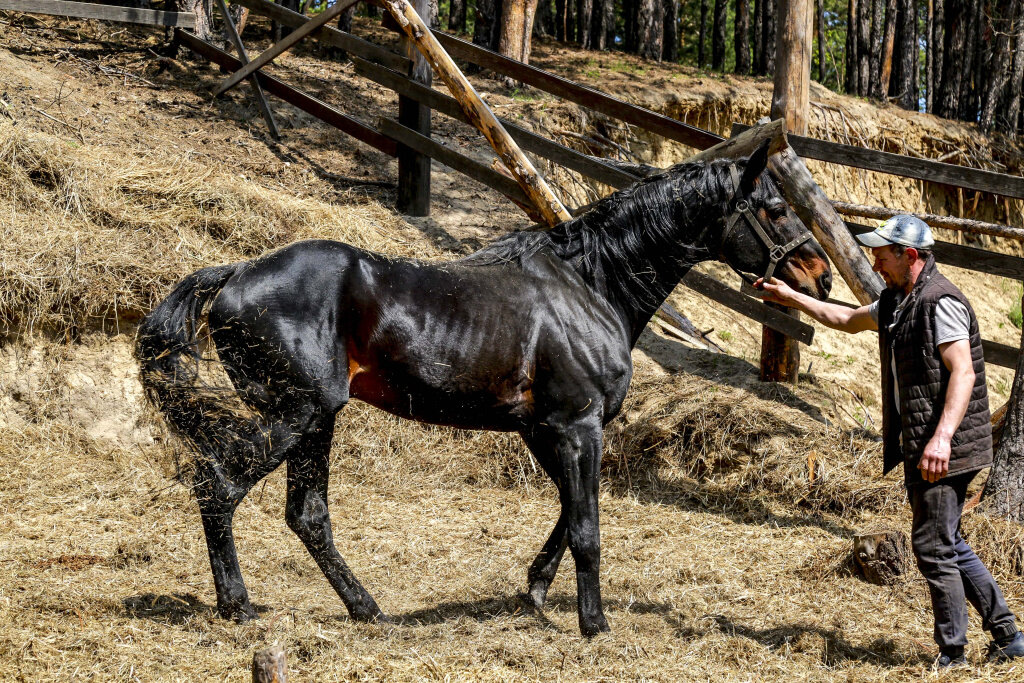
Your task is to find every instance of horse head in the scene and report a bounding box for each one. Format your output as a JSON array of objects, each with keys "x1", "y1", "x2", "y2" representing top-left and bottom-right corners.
[{"x1": 715, "y1": 141, "x2": 832, "y2": 301}]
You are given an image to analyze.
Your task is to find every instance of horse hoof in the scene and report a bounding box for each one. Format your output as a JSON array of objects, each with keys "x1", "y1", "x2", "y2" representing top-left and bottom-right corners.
[
  {"x1": 524, "y1": 582, "x2": 548, "y2": 610},
  {"x1": 580, "y1": 614, "x2": 610, "y2": 638},
  {"x1": 222, "y1": 604, "x2": 258, "y2": 623}
]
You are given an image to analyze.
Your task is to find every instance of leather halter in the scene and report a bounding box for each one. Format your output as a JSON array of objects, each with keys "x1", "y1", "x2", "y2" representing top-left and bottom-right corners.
[{"x1": 721, "y1": 164, "x2": 812, "y2": 284}]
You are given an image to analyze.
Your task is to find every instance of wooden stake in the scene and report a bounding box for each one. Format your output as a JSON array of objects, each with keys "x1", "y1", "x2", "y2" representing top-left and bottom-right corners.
[
  {"x1": 214, "y1": 0, "x2": 360, "y2": 97},
  {"x1": 380, "y1": 0, "x2": 572, "y2": 226},
  {"x1": 252, "y1": 644, "x2": 287, "y2": 683},
  {"x1": 215, "y1": 0, "x2": 280, "y2": 139}
]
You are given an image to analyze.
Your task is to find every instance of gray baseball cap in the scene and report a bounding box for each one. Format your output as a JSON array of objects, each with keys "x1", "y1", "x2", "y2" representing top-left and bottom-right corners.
[{"x1": 856, "y1": 214, "x2": 934, "y2": 249}]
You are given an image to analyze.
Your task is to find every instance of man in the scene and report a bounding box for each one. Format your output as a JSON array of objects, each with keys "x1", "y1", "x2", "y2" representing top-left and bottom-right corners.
[{"x1": 756, "y1": 215, "x2": 1024, "y2": 667}]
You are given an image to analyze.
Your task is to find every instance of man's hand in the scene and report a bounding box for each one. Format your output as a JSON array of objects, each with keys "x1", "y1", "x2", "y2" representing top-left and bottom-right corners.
[
  {"x1": 919, "y1": 435, "x2": 952, "y2": 483},
  {"x1": 754, "y1": 277, "x2": 799, "y2": 307}
]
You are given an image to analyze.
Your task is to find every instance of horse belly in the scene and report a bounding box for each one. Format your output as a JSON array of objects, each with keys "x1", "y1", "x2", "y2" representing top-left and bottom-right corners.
[{"x1": 347, "y1": 359, "x2": 533, "y2": 431}]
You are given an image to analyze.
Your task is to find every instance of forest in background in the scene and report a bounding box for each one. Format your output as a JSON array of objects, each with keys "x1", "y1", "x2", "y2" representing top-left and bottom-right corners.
[{"x1": 169, "y1": 0, "x2": 1024, "y2": 134}]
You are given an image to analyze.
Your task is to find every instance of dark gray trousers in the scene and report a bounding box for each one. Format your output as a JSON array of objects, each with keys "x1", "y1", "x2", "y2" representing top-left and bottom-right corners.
[{"x1": 909, "y1": 471, "x2": 1017, "y2": 649}]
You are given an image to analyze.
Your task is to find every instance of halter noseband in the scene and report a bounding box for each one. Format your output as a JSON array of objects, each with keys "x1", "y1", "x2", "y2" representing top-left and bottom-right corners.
[{"x1": 721, "y1": 164, "x2": 812, "y2": 284}]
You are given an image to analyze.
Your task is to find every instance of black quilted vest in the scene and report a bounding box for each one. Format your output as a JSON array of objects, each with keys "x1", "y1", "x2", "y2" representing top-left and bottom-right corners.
[{"x1": 877, "y1": 256, "x2": 992, "y2": 482}]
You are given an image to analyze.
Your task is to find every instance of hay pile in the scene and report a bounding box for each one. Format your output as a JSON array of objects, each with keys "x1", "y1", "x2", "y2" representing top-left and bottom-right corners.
[
  {"x1": 4, "y1": 26, "x2": 1024, "y2": 679},
  {"x1": 0, "y1": 121, "x2": 435, "y2": 337}
]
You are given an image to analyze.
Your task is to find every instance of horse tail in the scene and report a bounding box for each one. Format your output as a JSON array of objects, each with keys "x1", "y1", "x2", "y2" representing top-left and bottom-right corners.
[{"x1": 137, "y1": 263, "x2": 267, "y2": 472}]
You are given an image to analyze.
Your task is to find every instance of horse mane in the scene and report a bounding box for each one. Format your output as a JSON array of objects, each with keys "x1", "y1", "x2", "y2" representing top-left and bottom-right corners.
[{"x1": 460, "y1": 160, "x2": 738, "y2": 315}]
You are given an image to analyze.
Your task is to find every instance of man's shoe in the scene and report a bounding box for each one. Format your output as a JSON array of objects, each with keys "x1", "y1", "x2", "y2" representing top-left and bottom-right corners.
[
  {"x1": 934, "y1": 650, "x2": 968, "y2": 669},
  {"x1": 987, "y1": 630, "x2": 1024, "y2": 663}
]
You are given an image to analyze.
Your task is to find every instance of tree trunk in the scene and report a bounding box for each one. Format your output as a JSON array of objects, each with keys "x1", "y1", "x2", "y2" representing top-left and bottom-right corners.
[
  {"x1": 699, "y1": 0, "x2": 710, "y2": 66},
  {"x1": 576, "y1": 0, "x2": 593, "y2": 47},
  {"x1": 1000, "y1": 0, "x2": 1024, "y2": 134},
  {"x1": 663, "y1": 0, "x2": 680, "y2": 61},
  {"x1": 449, "y1": 0, "x2": 466, "y2": 32},
  {"x1": 979, "y1": 1, "x2": 1014, "y2": 131},
  {"x1": 868, "y1": 0, "x2": 884, "y2": 97},
  {"x1": 753, "y1": 0, "x2": 764, "y2": 73},
  {"x1": 856, "y1": 0, "x2": 871, "y2": 94},
  {"x1": 637, "y1": 0, "x2": 664, "y2": 60},
  {"x1": 814, "y1": 0, "x2": 824, "y2": 81},
  {"x1": 853, "y1": 531, "x2": 912, "y2": 585},
  {"x1": 890, "y1": 0, "x2": 917, "y2": 109},
  {"x1": 984, "y1": 292, "x2": 1024, "y2": 522},
  {"x1": 736, "y1": 0, "x2": 751, "y2": 74},
  {"x1": 712, "y1": 0, "x2": 727, "y2": 68},
  {"x1": 926, "y1": 0, "x2": 935, "y2": 111},
  {"x1": 499, "y1": 0, "x2": 541, "y2": 63},
  {"x1": 474, "y1": 0, "x2": 502, "y2": 49},
  {"x1": 845, "y1": 0, "x2": 858, "y2": 92},
  {"x1": 764, "y1": 0, "x2": 776, "y2": 73},
  {"x1": 874, "y1": 0, "x2": 896, "y2": 99},
  {"x1": 935, "y1": 0, "x2": 967, "y2": 118},
  {"x1": 337, "y1": 3, "x2": 355, "y2": 32},
  {"x1": 174, "y1": 0, "x2": 214, "y2": 40}
]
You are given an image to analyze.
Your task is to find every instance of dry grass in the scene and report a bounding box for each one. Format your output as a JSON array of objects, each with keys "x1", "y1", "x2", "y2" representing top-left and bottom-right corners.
[
  {"x1": 4, "y1": 27, "x2": 1024, "y2": 683},
  {"x1": 0, "y1": 121, "x2": 435, "y2": 337}
]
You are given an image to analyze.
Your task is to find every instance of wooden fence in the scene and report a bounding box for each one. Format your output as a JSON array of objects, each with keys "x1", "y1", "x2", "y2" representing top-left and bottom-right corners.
[{"x1": 8, "y1": 0, "x2": 1021, "y2": 369}]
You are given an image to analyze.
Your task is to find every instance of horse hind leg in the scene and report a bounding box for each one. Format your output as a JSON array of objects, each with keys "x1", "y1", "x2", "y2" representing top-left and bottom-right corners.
[
  {"x1": 285, "y1": 414, "x2": 387, "y2": 623},
  {"x1": 191, "y1": 409, "x2": 309, "y2": 621}
]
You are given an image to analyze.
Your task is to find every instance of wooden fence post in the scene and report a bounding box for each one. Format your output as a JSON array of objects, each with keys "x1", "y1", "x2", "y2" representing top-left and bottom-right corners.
[
  {"x1": 762, "y1": 0, "x2": 813, "y2": 384},
  {"x1": 396, "y1": 0, "x2": 432, "y2": 216}
]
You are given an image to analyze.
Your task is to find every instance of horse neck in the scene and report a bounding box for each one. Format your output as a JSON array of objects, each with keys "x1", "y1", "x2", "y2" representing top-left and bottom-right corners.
[{"x1": 549, "y1": 164, "x2": 730, "y2": 344}]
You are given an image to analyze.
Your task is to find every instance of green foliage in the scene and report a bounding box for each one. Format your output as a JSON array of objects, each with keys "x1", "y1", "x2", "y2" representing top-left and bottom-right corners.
[
  {"x1": 717, "y1": 330, "x2": 733, "y2": 342},
  {"x1": 1009, "y1": 284, "x2": 1023, "y2": 329}
]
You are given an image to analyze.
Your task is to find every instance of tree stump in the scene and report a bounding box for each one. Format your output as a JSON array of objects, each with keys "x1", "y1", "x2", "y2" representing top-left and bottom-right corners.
[
  {"x1": 252, "y1": 644, "x2": 287, "y2": 683},
  {"x1": 852, "y1": 530, "x2": 911, "y2": 585}
]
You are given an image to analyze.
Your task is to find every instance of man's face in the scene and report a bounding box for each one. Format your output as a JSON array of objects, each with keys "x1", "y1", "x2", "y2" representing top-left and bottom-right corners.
[{"x1": 871, "y1": 245, "x2": 912, "y2": 290}]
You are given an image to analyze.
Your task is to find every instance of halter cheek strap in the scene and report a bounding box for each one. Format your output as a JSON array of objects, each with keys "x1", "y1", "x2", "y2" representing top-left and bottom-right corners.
[{"x1": 721, "y1": 164, "x2": 812, "y2": 284}]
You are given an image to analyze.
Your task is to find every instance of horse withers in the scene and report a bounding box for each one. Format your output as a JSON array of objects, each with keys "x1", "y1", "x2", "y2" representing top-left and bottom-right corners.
[{"x1": 136, "y1": 141, "x2": 831, "y2": 637}]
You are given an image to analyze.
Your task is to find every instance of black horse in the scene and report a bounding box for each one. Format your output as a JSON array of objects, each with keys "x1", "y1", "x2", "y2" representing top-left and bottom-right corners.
[{"x1": 136, "y1": 141, "x2": 832, "y2": 637}]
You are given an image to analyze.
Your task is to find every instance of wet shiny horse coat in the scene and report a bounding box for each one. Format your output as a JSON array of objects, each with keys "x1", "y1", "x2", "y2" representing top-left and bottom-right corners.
[{"x1": 136, "y1": 142, "x2": 832, "y2": 636}]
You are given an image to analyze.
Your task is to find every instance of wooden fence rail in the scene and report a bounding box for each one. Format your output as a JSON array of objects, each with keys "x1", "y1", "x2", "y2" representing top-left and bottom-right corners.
[
  {"x1": 171, "y1": 9, "x2": 1022, "y2": 367},
  {"x1": 0, "y1": 0, "x2": 196, "y2": 28}
]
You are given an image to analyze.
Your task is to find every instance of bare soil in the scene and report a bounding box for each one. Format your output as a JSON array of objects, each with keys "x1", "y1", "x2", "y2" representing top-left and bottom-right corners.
[{"x1": 3, "y1": 11, "x2": 1024, "y2": 681}]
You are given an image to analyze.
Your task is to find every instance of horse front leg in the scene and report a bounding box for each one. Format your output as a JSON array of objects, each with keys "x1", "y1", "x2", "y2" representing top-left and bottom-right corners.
[
  {"x1": 528, "y1": 418, "x2": 610, "y2": 637},
  {"x1": 285, "y1": 421, "x2": 387, "y2": 624}
]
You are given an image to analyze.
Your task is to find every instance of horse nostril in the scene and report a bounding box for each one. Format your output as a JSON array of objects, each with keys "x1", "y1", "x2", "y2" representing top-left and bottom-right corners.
[{"x1": 819, "y1": 271, "x2": 833, "y2": 296}]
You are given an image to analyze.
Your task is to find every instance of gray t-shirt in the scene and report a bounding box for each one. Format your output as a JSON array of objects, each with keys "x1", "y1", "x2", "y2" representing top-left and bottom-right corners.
[{"x1": 867, "y1": 295, "x2": 971, "y2": 414}]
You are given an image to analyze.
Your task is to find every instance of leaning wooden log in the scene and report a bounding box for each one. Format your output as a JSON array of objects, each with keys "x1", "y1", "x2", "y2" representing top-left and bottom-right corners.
[
  {"x1": 252, "y1": 644, "x2": 287, "y2": 683},
  {"x1": 381, "y1": 0, "x2": 572, "y2": 226},
  {"x1": 852, "y1": 530, "x2": 912, "y2": 585},
  {"x1": 767, "y1": 145, "x2": 884, "y2": 305},
  {"x1": 832, "y1": 201, "x2": 1024, "y2": 242}
]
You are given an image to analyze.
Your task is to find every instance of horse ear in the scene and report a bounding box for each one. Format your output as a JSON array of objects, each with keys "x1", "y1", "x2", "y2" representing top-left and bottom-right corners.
[{"x1": 738, "y1": 139, "x2": 772, "y2": 196}]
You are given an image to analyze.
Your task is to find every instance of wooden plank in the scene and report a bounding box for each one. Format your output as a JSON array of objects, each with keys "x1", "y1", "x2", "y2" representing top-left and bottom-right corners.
[
  {"x1": 228, "y1": 0, "x2": 410, "y2": 72},
  {"x1": 845, "y1": 221, "x2": 1024, "y2": 280},
  {"x1": 377, "y1": 117, "x2": 532, "y2": 208},
  {"x1": 0, "y1": 0, "x2": 196, "y2": 28},
  {"x1": 383, "y1": 0, "x2": 571, "y2": 227},
  {"x1": 176, "y1": 30, "x2": 397, "y2": 156},
  {"x1": 733, "y1": 122, "x2": 1024, "y2": 200},
  {"x1": 215, "y1": 0, "x2": 280, "y2": 140},
  {"x1": 352, "y1": 57, "x2": 639, "y2": 190},
  {"x1": 431, "y1": 31, "x2": 723, "y2": 151},
  {"x1": 984, "y1": 340, "x2": 1019, "y2": 369},
  {"x1": 396, "y1": 0, "x2": 431, "y2": 217},
  {"x1": 214, "y1": 0, "x2": 359, "y2": 97},
  {"x1": 680, "y1": 270, "x2": 816, "y2": 345}
]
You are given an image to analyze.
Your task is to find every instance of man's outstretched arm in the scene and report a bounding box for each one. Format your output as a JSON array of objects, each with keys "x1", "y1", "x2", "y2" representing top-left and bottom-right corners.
[{"x1": 755, "y1": 277, "x2": 878, "y2": 334}]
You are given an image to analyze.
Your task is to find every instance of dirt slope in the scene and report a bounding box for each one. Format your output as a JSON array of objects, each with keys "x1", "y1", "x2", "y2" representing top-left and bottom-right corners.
[{"x1": 2, "y1": 11, "x2": 1024, "y2": 682}]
